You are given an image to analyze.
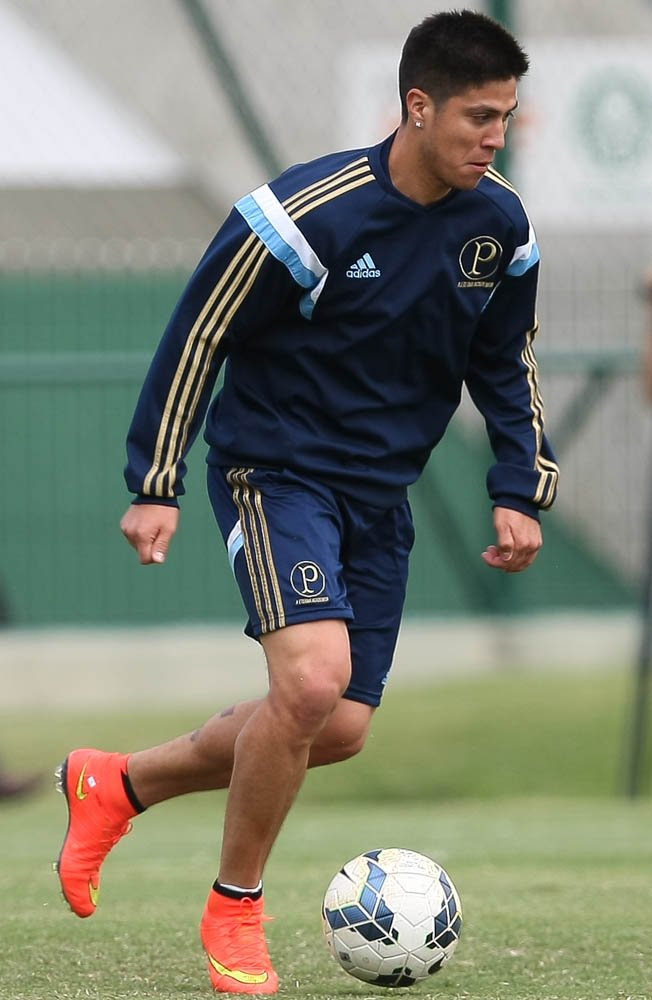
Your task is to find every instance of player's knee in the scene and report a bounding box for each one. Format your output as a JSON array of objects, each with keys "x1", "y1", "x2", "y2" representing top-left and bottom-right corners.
[
  {"x1": 276, "y1": 660, "x2": 351, "y2": 737},
  {"x1": 297, "y1": 669, "x2": 349, "y2": 731},
  {"x1": 265, "y1": 621, "x2": 352, "y2": 737}
]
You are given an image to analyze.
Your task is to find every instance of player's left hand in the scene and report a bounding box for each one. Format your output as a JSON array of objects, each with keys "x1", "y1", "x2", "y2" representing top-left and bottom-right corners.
[{"x1": 481, "y1": 506, "x2": 542, "y2": 573}]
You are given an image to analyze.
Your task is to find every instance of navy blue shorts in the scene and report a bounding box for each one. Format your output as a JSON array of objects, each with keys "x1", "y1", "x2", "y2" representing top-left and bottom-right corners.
[{"x1": 207, "y1": 466, "x2": 414, "y2": 707}]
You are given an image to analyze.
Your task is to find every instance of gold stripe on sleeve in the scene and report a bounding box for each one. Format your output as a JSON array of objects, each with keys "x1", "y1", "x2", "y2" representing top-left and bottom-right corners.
[
  {"x1": 292, "y1": 175, "x2": 376, "y2": 222},
  {"x1": 163, "y1": 243, "x2": 268, "y2": 495},
  {"x1": 485, "y1": 165, "x2": 517, "y2": 194},
  {"x1": 521, "y1": 326, "x2": 560, "y2": 508},
  {"x1": 143, "y1": 235, "x2": 268, "y2": 497},
  {"x1": 142, "y1": 154, "x2": 377, "y2": 498},
  {"x1": 284, "y1": 159, "x2": 373, "y2": 215}
]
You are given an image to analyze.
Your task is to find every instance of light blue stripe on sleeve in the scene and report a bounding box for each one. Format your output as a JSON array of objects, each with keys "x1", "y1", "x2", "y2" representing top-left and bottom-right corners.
[
  {"x1": 506, "y1": 219, "x2": 540, "y2": 277},
  {"x1": 507, "y1": 242, "x2": 540, "y2": 276},
  {"x1": 235, "y1": 184, "x2": 328, "y2": 319},
  {"x1": 236, "y1": 193, "x2": 319, "y2": 288}
]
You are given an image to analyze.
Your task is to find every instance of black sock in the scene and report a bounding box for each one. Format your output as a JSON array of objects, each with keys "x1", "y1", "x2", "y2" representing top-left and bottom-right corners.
[
  {"x1": 121, "y1": 770, "x2": 147, "y2": 814},
  {"x1": 213, "y1": 879, "x2": 263, "y2": 901}
]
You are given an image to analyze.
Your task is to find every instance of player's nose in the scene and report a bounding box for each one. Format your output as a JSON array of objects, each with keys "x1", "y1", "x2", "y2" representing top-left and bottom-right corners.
[{"x1": 483, "y1": 123, "x2": 506, "y2": 150}]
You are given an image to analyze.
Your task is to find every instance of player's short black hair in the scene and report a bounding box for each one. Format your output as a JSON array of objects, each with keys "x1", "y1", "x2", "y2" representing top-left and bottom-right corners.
[{"x1": 398, "y1": 9, "x2": 529, "y2": 120}]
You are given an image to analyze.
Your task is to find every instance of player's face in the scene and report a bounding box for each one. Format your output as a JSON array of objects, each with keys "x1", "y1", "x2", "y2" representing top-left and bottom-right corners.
[{"x1": 417, "y1": 78, "x2": 518, "y2": 198}]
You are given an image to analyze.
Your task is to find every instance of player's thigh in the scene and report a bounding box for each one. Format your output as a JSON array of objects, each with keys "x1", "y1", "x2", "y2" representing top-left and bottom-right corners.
[
  {"x1": 207, "y1": 465, "x2": 355, "y2": 638},
  {"x1": 261, "y1": 618, "x2": 352, "y2": 716},
  {"x1": 344, "y1": 500, "x2": 414, "y2": 708}
]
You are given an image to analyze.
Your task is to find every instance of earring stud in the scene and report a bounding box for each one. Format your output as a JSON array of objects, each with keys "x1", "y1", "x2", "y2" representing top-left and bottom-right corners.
[{"x1": 415, "y1": 120, "x2": 423, "y2": 128}]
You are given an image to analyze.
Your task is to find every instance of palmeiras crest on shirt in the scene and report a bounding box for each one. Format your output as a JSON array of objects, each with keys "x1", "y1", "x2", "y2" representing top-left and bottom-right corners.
[{"x1": 458, "y1": 235, "x2": 503, "y2": 288}]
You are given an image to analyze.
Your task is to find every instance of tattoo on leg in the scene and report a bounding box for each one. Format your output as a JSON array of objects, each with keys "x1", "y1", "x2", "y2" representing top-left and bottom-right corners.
[
  {"x1": 190, "y1": 728, "x2": 203, "y2": 742},
  {"x1": 220, "y1": 705, "x2": 235, "y2": 718}
]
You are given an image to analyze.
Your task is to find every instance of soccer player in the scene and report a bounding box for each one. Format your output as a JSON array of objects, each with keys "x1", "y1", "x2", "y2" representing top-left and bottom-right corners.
[{"x1": 55, "y1": 10, "x2": 558, "y2": 994}]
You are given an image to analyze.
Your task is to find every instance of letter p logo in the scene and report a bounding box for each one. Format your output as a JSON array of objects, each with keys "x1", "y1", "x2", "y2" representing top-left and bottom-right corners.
[
  {"x1": 290, "y1": 561, "x2": 326, "y2": 597},
  {"x1": 460, "y1": 236, "x2": 503, "y2": 280}
]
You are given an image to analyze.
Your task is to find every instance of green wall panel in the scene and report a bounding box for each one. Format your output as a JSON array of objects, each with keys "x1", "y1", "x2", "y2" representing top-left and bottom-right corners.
[{"x1": 1, "y1": 271, "x2": 635, "y2": 626}]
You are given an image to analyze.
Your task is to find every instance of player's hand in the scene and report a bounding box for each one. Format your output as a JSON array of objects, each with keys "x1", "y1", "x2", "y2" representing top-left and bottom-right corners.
[
  {"x1": 120, "y1": 503, "x2": 180, "y2": 565},
  {"x1": 481, "y1": 506, "x2": 542, "y2": 573}
]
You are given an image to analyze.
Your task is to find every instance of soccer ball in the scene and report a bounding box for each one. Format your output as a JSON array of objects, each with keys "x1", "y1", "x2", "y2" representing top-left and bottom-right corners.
[{"x1": 321, "y1": 848, "x2": 462, "y2": 988}]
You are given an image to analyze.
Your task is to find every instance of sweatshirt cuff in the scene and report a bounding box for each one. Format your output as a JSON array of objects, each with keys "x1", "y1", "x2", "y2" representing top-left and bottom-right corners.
[
  {"x1": 490, "y1": 496, "x2": 540, "y2": 521},
  {"x1": 486, "y1": 462, "x2": 555, "y2": 521},
  {"x1": 132, "y1": 495, "x2": 180, "y2": 508}
]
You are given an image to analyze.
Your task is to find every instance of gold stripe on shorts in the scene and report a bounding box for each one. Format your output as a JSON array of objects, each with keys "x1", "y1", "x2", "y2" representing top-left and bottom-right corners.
[{"x1": 227, "y1": 468, "x2": 285, "y2": 633}]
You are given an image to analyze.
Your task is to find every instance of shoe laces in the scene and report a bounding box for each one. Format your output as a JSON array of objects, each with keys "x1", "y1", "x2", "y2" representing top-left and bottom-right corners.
[
  {"x1": 74, "y1": 816, "x2": 132, "y2": 867},
  {"x1": 229, "y1": 899, "x2": 272, "y2": 968}
]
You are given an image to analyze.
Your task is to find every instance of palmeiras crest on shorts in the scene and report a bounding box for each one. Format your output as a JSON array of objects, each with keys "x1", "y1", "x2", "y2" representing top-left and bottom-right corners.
[{"x1": 290, "y1": 560, "x2": 329, "y2": 605}]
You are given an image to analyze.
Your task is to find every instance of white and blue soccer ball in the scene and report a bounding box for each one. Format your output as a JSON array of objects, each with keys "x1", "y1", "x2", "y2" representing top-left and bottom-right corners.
[{"x1": 322, "y1": 848, "x2": 462, "y2": 988}]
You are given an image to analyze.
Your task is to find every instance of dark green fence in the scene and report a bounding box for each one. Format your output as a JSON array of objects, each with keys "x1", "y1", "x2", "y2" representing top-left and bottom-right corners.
[{"x1": 1, "y1": 269, "x2": 635, "y2": 627}]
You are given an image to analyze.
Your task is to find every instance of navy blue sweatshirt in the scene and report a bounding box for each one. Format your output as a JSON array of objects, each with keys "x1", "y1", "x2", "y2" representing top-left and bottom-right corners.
[{"x1": 125, "y1": 134, "x2": 558, "y2": 518}]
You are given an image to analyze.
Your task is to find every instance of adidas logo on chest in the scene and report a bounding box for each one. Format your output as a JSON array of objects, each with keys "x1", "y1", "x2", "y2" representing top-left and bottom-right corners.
[{"x1": 346, "y1": 252, "x2": 381, "y2": 279}]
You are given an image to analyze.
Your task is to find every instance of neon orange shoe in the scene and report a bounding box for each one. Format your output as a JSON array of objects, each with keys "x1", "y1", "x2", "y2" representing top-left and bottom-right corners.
[
  {"x1": 200, "y1": 891, "x2": 279, "y2": 994},
  {"x1": 54, "y1": 748, "x2": 136, "y2": 917}
]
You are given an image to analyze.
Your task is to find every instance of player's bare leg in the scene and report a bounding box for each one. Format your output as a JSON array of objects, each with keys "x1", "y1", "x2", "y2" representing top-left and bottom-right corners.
[
  {"x1": 199, "y1": 618, "x2": 354, "y2": 992},
  {"x1": 217, "y1": 618, "x2": 352, "y2": 886},
  {"x1": 55, "y1": 618, "x2": 372, "y2": 942},
  {"x1": 126, "y1": 660, "x2": 373, "y2": 806}
]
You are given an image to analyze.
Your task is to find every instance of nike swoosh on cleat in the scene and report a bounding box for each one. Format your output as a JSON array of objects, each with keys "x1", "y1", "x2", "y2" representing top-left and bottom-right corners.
[
  {"x1": 88, "y1": 879, "x2": 100, "y2": 907},
  {"x1": 75, "y1": 762, "x2": 89, "y2": 800},
  {"x1": 207, "y1": 954, "x2": 269, "y2": 985}
]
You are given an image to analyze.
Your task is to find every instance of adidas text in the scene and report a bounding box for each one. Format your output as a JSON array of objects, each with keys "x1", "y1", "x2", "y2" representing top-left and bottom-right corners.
[
  {"x1": 347, "y1": 267, "x2": 381, "y2": 278},
  {"x1": 346, "y1": 253, "x2": 381, "y2": 279}
]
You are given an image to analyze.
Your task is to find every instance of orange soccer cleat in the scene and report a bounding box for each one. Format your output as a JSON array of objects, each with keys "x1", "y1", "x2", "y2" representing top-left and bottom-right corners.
[
  {"x1": 200, "y1": 891, "x2": 279, "y2": 994},
  {"x1": 54, "y1": 748, "x2": 137, "y2": 917}
]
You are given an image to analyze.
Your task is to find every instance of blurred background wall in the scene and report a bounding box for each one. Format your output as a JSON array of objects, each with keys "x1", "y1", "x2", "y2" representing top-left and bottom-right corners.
[{"x1": 1, "y1": 0, "x2": 652, "y2": 633}]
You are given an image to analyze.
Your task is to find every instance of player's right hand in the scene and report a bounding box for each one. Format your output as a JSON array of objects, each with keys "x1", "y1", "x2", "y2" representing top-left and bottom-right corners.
[{"x1": 120, "y1": 503, "x2": 180, "y2": 565}]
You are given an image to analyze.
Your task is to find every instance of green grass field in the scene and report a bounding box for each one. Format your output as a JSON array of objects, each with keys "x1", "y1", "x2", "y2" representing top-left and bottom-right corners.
[{"x1": 2, "y1": 668, "x2": 651, "y2": 1000}]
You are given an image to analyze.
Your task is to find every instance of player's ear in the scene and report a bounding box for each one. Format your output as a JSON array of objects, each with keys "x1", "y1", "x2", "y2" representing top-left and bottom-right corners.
[{"x1": 405, "y1": 88, "x2": 430, "y2": 128}]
